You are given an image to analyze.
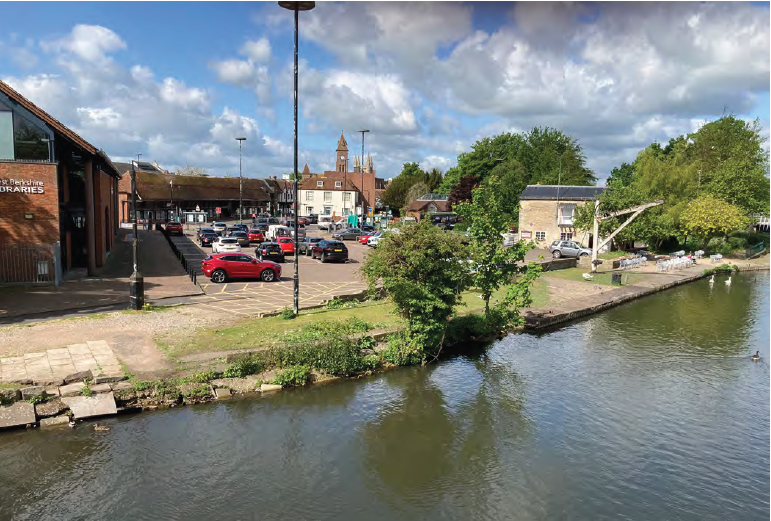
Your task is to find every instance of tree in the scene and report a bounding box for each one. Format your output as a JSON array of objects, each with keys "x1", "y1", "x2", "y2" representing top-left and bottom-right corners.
[
  {"x1": 454, "y1": 175, "x2": 542, "y2": 326},
  {"x1": 448, "y1": 175, "x2": 479, "y2": 209},
  {"x1": 606, "y1": 162, "x2": 636, "y2": 189},
  {"x1": 361, "y1": 221, "x2": 471, "y2": 360},
  {"x1": 175, "y1": 165, "x2": 209, "y2": 176},
  {"x1": 381, "y1": 162, "x2": 428, "y2": 214},
  {"x1": 404, "y1": 182, "x2": 430, "y2": 213},
  {"x1": 680, "y1": 195, "x2": 750, "y2": 249},
  {"x1": 426, "y1": 167, "x2": 444, "y2": 192}
]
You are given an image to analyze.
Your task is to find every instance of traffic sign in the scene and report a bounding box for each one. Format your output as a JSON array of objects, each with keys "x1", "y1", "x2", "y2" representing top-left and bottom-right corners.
[
  {"x1": 195, "y1": 205, "x2": 200, "y2": 212},
  {"x1": 215, "y1": 207, "x2": 221, "y2": 214}
]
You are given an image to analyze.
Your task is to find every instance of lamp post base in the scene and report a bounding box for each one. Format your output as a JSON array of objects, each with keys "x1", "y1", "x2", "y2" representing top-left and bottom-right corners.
[{"x1": 129, "y1": 270, "x2": 145, "y2": 310}]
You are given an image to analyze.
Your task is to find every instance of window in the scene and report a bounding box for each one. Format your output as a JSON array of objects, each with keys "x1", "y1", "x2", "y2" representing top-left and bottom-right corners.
[
  {"x1": 335, "y1": 181, "x2": 342, "y2": 188},
  {"x1": 0, "y1": 111, "x2": 12, "y2": 160},
  {"x1": 324, "y1": 191, "x2": 332, "y2": 203},
  {"x1": 306, "y1": 192, "x2": 314, "y2": 201},
  {"x1": 317, "y1": 181, "x2": 324, "y2": 187},
  {"x1": 535, "y1": 231, "x2": 546, "y2": 241},
  {"x1": 323, "y1": 206, "x2": 332, "y2": 215},
  {"x1": 559, "y1": 204, "x2": 577, "y2": 225},
  {"x1": 560, "y1": 232, "x2": 573, "y2": 241},
  {"x1": 0, "y1": 95, "x2": 53, "y2": 161},
  {"x1": 305, "y1": 206, "x2": 314, "y2": 215},
  {"x1": 342, "y1": 192, "x2": 350, "y2": 202}
]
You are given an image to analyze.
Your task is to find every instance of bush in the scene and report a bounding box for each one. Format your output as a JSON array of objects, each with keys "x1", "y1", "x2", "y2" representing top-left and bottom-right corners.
[
  {"x1": 445, "y1": 314, "x2": 490, "y2": 345},
  {"x1": 222, "y1": 356, "x2": 263, "y2": 378},
  {"x1": 358, "y1": 335, "x2": 376, "y2": 350},
  {"x1": 381, "y1": 334, "x2": 424, "y2": 366},
  {"x1": 271, "y1": 365, "x2": 311, "y2": 387},
  {"x1": 267, "y1": 335, "x2": 369, "y2": 376},
  {"x1": 362, "y1": 354, "x2": 381, "y2": 371},
  {"x1": 191, "y1": 370, "x2": 219, "y2": 383},
  {"x1": 325, "y1": 297, "x2": 359, "y2": 310},
  {"x1": 183, "y1": 385, "x2": 212, "y2": 399},
  {"x1": 280, "y1": 307, "x2": 296, "y2": 320}
]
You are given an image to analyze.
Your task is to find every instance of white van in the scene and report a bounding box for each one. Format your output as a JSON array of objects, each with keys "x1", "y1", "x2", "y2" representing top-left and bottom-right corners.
[
  {"x1": 267, "y1": 225, "x2": 291, "y2": 241},
  {"x1": 317, "y1": 215, "x2": 334, "y2": 230}
]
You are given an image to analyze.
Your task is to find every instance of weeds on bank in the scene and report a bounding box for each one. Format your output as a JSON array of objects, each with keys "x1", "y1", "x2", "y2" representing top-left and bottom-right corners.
[
  {"x1": 702, "y1": 264, "x2": 739, "y2": 276},
  {"x1": 279, "y1": 307, "x2": 295, "y2": 320},
  {"x1": 325, "y1": 297, "x2": 360, "y2": 310},
  {"x1": 270, "y1": 365, "x2": 311, "y2": 387}
]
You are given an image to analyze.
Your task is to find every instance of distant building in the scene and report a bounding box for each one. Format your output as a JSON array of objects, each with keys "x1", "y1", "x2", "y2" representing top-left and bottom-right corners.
[
  {"x1": 518, "y1": 185, "x2": 605, "y2": 247},
  {"x1": 405, "y1": 194, "x2": 451, "y2": 221},
  {"x1": 298, "y1": 176, "x2": 359, "y2": 218}
]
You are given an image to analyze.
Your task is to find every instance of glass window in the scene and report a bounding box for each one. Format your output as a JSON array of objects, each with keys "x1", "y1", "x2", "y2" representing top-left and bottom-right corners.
[
  {"x1": 0, "y1": 111, "x2": 13, "y2": 159},
  {"x1": 335, "y1": 181, "x2": 342, "y2": 188},
  {"x1": 324, "y1": 191, "x2": 332, "y2": 202},
  {"x1": 342, "y1": 192, "x2": 350, "y2": 202},
  {"x1": 13, "y1": 114, "x2": 50, "y2": 161},
  {"x1": 316, "y1": 181, "x2": 324, "y2": 187},
  {"x1": 560, "y1": 204, "x2": 577, "y2": 225},
  {"x1": 306, "y1": 192, "x2": 314, "y2": 201},
  {"x1": 535, "y1": 231, "x2": 546, "y2": 241},
  {"x1": 560, "y1": 232, "x2": 573, "y2": 241},
  {"x1": 323, "y1": 206, "x2": 332, "y2": 215}
]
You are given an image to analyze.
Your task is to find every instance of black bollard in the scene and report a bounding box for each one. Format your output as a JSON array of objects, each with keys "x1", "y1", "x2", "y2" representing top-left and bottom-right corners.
[{"x1": 129, "y1": 270, "x2": 145, "y2": 310}]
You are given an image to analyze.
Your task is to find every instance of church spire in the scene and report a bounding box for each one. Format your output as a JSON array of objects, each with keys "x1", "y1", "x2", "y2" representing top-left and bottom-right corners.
[
  {"x1": 302, "y1": 162, "x2": 310, "y2": 175},
  {"x1": 336, "y1": 130, "x2": 348, "y2": 151}
]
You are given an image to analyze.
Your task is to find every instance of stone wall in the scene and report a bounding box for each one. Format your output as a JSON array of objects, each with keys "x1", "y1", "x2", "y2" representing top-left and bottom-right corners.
[{"x1": 518, "y1": 199, "x2": 591, "y2": 246}]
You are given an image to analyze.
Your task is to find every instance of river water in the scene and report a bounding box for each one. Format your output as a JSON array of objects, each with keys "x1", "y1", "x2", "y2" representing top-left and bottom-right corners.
[{"x1": 1, "y1": 272, "x2": 768, "y2": 521}]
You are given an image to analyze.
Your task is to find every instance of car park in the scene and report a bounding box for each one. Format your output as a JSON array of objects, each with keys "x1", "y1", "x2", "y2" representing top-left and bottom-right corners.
[
  {"x1": 199, "y1": 231, "x2": 219, "y2": 247},
  {"x1": 202, "y1": 253, "x2": 281, "y2": 283},
  {"x1": 267, "y1": 225, "x2": 292, "y2": 241},
  {"x1": 277, "y1": 237, "x2": 295, "y2": 255},
  {"x1": 549, "y1": 240, "x2": 592, "y2": 258},
  {"x1": 230, "y1": 231, "x2": 251, "y2": 248},
  {"x1": 212, "y1": 237, "x2": 242, "y2": 253},
  {"x1": 255, "y1": 242, "x2": 285, "y2": 262},
  {"x1": 359, "y1": 230, "x2": 381, "y2": 244},
  {"x1": 212, "y1": 222, "x2": 227, "y2": 235},
  {"x1": 165, "y1": 222, "x2": 184, "y2": 236},
  {"x1": 332, "y1": 228, "x2": 363, "y2": 241},
  {"x1": 247, "y1": 228, "x2": 265, "y2": 243},
  {"x1": 299, "y1": 236, "x2": 324, "y2": 255},
  {"x1": 311, "y1": 240, "x2": 349, "y2": 263}
]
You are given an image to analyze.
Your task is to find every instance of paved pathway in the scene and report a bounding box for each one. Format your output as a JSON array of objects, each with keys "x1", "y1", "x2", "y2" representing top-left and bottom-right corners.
[{"x1": 0, "y1": 340, "x2": 123, "y2": 385}]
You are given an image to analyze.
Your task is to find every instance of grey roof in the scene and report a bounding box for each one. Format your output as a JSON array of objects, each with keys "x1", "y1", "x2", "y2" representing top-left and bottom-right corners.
[
  {"x1": 520, "y1": 185, "x2": 605, "y2": 201},
  {"x1": 113, "y1": 162, "x2": 132, "y2": 175}
]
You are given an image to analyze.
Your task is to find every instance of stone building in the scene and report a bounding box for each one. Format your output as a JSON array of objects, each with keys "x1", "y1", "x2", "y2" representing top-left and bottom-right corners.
[{"x1": 518, "y1": 185, "x2": 605, "y2": 247}]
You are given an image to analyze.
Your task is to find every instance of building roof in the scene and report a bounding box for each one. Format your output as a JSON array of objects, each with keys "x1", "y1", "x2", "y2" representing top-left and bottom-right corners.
[
  {"x1": 519, "y1": 185, "x2": 605, "y2": 201},
  {"x1": 118, "y1": 170, "x2": 272, "y2": 202},
  {"x1": 336, "y1": 131, "x2": 348, "y2": 151},
  {"x1": 0, "y1": 80, "x2": 121, "y2": 178},
  {"x1": 407, "y1": 199, "x2": 452, "y2": 212},
  {"x1": 299, "y1": 176, "x2": 359, "y2": 191}
]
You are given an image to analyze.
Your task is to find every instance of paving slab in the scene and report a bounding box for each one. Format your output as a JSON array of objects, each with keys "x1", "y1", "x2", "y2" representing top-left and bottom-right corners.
[
  {"x1": 63, "y1": 370, "x2": 93, "y2": 384},
  {"x1": 93, "y1": 374, "x2": 126, "y2": 384},
  {"x1": 60, "y1": 392, "x2": 118, "y2": 419},
  {"x1": 0, "y1": 388, "x2": 21, "y2": 402},
  {"x1": 45, "y1": 386, "x2": 61, "y2": 397},
  {"x1": 90, "y1": 383, "x2": 112, "y2": 393},
  {"x1": 67, "y1": 344, "x2": 92, "y2": 355},
  {"x1": 59, "y1": 382, "x2": 86, "y2": 397},
  {"x1": 40, "y1": 416, "x2": 71, "y2": 428},
  {"x1": 35, "y1": 399, "x2": 69, "y2": 419},
  {"x1": 110, "y1": 381, "x2": 133, "y2": 391},
  {"x1": 214, "y1": 388, "x2": 232, "y2": 399},
  {"x1": 0, "y1": 402, "x2": 36, "y2": 429},
  {"x1": 20, "y1": 386, "x2": 45, "y2": 399}
]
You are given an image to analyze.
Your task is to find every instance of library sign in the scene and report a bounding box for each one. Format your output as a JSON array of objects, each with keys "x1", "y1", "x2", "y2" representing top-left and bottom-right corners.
[{"x1": 0, "y1": 178, "x2": 45, "y2": 194}]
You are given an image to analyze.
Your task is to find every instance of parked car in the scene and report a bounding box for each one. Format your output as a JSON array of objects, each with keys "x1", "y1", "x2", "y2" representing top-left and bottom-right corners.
[
  {"x1": 234, "y1": 223, "x2": 249, "y2": 232},
  {"x1": 267, "y1": 225, "x2": 292, "y2": 241},
  {"x1": 202, "y1": 253, "x2": 281, "y2": 283},
  {"x1": 247, "y1": 228, "x2": 265, "y2": 243},
  {"x1": 359, "y1": 230, "x2": 381, "y2": 245},
  {"x1": 255, "y1": 242, "x2": 285, "y2": 262},
  {"x1": 225, "y1": 226, "x2": 242, "y2": 237},
  {"x1": 212, "y1": 237, "x2": 242, "y2": 253},
  {"x1": 332, "y1": 228, "x2": 363, "y2": 241},
  {"x1": 212, "y1": 222, "x2": 227, "y2": 235},
  {"x1": 298, "y1": 217, "x2": 309, "y2": 226},
  {"x1": 277, "y1": 237, "x2": 295, "y2": 255},
  {"x1": 299, "y1": 236, "x2": 324, "y2": 255},
  {"x1": 165, "y1": 222, "x2": 184, "y2": 236},
  {"x1": 317, "y1": 216, "x2": 334, "y2": 230},
  {"x1": 549, "y1": 240, "x2": 592, "y2": 259},
  {"x1": 306, "y1": 214, "x2": 318, "y2": 225},
  {"x1": 199, "y1": 231, "x2": 219, "y2": 247},
  {"x1": 267, "y1": 217, "x2": 280, "y2": 225},
  {"x1": 230, "y1": 231, "x2": 251, "y2": 248},
  {"x1": 360, "y1": 223, "x2": 375, "y2": 233},
  {"x1": 291, "y1": 226, "x2": 307, "y2": 240},
  {"x1": 367, "y1": 236, "x2": 380, "y2": 248},
  {"x1": 311, "y1": 240, "x2": 349, "y2": 263},
  {"x1": 197, "y1": 227, "x2": 215, "y2": 240}
]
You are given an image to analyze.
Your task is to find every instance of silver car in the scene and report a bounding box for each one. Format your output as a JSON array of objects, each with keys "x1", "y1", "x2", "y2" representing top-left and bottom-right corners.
[
  {"x1": 212, "y1": 221, "x2": 227, "y2": 236},
  {"x1": 549, "y1": 240, "x2": 591, "y2": 259}
]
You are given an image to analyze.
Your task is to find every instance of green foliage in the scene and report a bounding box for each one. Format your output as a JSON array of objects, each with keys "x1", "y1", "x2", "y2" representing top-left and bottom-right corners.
[
  {"x1": 222, "y1": 356, "x2": 264, "y2": 378},
  {"x1": 191, "y1": 370, "x2": 219, "y2": 383},
  {"x1": 270, "y1": 365, "x2": 311, "y2": 387},
  {"x1": 702, "y1": 264, "x2": 739, "y2": 276},
  {"x1": 283, "y1": 317, "x2": 371, "y2": 345},
  {"x1": 425, "y1": 167, "x2": 444, "y2": 192},
  {"x1": 132, "y1": 380, "x2": 151, "y2": 391},
  {"x1": 362, "y1": 354, "x2": 381, "y2": 371},
  {"x1": 183, "y1": 385, "x2": 212, "y2": 399},
  {"x1": 80, "y1": 386, "x2": 94, "y2": 397},
  {"x1": 445, "y1": 314, "x2": 489, "y2": 345},
  {"x1": 607, "y1": 162, "x2": 636, "y2": 189},
  {"x1": 325, "y1": 296, "x2": 359, "y2": 310},
  {"x1": 680, "y1": 195, "x2": 750, "y2": 248},
  {"x1": 362, "y1": 220, "x2": 471, "y2": 358},
  {"x1": 267, "y1": 336, "x2": 369, "y2": 376},
  {"x1": 358, "y1": 335, "x2": 376, "y2": 350},
  {"x1": 381, "y1": 333, "x2": 424, "y2": 366},
  {"x1": 28, "y1": 394, "x2": 47, "y2": 405},
  {"x1": 382, "y1": 162, "x2": 428, "y2": 215},
  {"x1": 448, "y1": 175, "x2": 479, "y2": 208},
  {"x1": 280, "y1": 306, "x2": 295, "y2": 320}
]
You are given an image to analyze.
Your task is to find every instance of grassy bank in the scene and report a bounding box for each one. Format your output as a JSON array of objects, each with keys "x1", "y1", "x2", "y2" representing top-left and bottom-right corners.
[{"x1": 541, "y1": 267, "x2": 646, "y2": 286}]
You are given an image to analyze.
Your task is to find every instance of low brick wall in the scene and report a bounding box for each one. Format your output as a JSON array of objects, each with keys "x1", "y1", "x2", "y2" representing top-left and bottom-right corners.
[{"x1": 538, "y1": 257, "x2": 577, "y2": 272}]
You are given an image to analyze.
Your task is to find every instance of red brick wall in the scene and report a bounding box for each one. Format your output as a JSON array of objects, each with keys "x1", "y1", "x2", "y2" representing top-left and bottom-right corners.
[{"x1": 0, "y1": 162, "x2": 60, "y2": 245}]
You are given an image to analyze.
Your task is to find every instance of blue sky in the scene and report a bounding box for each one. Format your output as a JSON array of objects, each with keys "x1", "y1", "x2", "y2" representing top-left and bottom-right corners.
[{"x1": 1, "y1": 2, "x2": 768, "y2": 183}]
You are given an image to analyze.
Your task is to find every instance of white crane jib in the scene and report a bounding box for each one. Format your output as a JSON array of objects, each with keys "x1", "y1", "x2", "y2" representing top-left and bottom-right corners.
[{"x1": 591, "y1": 199, "x2": 664, "y2": 272}]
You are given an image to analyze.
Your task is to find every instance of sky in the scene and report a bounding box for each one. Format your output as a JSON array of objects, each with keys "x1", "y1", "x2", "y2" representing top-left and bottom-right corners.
[{"x1": 0, "y1": 1, "x2": 768, "y2": 185}]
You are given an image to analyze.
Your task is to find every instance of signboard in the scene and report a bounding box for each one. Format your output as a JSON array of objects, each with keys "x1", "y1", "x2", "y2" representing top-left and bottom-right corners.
[
  {"x1": 1, "y1": 178, "x2": 45, "y2": 194},
  {"x1": 215, "y1": 207, "x2": 221, "y2": 214},
  {"x1": 521, "y1": 230, "x2": 532, "y2": 239},
  {"x1": 195, "y1": 205, "x2": 200, "y2": 212}
]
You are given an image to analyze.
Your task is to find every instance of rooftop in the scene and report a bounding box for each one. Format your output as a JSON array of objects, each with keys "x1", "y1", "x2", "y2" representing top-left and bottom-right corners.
[{"x1": 519, "y1": 185, "x2": 605, "y2": 201}]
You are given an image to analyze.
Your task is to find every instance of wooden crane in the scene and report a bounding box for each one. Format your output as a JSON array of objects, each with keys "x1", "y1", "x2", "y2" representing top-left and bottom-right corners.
[{"x1": 591, "y1": 199, "x2": 664, "y2": 272}]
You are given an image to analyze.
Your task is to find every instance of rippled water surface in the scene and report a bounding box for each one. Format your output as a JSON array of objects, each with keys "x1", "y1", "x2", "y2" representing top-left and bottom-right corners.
[{"x1": 1, "y1": 272, "x2": 768, "y2": 521}]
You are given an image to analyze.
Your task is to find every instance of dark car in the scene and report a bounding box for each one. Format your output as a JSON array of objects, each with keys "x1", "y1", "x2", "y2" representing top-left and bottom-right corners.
[
  {"x1": 255, "y1": 242, "x2": 285, "y2": 262},
  {"x1": 234, "y1": 223, "x2": 249, "y2": 232},
  {"x1": 298, "y1": 217, "x2": 309, "y2": 226},
  {"x1": 311, "y1": 240, "x2": 348, "y2": 263},
  {"x1": 230, "y1": 231, "x2": 251, "y2": 248},
  {"x1": 306, "y1": 214, "x2": 318, "y2": 225},
  {"x1": 202, "y1": 253, "x2": 281, "y2": 283},
  {"x1": 299, "y1": 236, "x2": 324, "y2": 256},
  {"x1": 331, "y1": 228, "x2": 362, "y2": 241},
  {"x1": 165, "y1": 222, "x2": 184, "y2": 236},
  {"x1": 360, "y1": 223, "x2": 375, "y2": 233},
  {"x1": 225, "y1": 226, "x2": 242, "y2": 237},
  {"x1": 199, "y1": 231, "x2": 219, "y2": 247},
  {"x1": 197, "y1": 227, "x2": 215, "y2": 240}
]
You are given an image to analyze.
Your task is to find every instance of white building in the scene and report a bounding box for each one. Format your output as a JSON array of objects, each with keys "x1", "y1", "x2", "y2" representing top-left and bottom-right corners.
[{"x1": 298, "y1": 177, "x2": 360, "y2": 217}]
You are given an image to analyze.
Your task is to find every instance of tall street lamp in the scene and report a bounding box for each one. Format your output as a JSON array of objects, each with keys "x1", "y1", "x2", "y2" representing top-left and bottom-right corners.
[
  {"x1": 279, "y1": 0, "x2": 315, "y2": 316},
  {"x1": 129, "y1": 154, "x2": 144, "y2": 310},
  {"x1": 357, "y1": 129, "x2": 369, "y2": 224},
  {"x1": 236, "y1": 137, "x2": 246, "y2": 223},
  {"x1": 169, "y1": 179, "x2": 174, "y2": 222}
]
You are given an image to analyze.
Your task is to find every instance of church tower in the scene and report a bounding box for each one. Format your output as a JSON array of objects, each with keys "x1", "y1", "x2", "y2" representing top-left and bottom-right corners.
[{"x1": 335, "y1": 131, "x2": 348, "y2": 172}]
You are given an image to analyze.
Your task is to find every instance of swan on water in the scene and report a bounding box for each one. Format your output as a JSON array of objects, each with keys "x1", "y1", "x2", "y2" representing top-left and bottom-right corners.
[{"x1": 725, "y1": 276, "x2": 732, "y2": 286}]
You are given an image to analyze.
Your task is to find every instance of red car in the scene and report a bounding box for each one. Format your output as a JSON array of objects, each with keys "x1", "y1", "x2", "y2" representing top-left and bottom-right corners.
[
  {"x1": 277, "y1": 237, "x2": 295, "y2": 255},
  {"x1": 247, "y1": 228, "x2": 265, "y2": 243},
  {"x1": 165, "y1": 222, "x2": 183, "y2": 236},
  {"x1": 202, "y1": 253, "x2": 281, "y2": 283},
  {"x1": 359, "y1": 230, "x2": 381, "y2": 244}
]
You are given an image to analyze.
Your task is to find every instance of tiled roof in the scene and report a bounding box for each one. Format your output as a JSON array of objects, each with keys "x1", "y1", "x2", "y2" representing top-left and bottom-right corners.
[
  {"x1": 298, "y1": 177, "x2": 358, "y2": 191},
  {"x1": 519, "y1": 185, "x2": 605, "y2": 201},
  {"x1": 119, "y1": 170, "x2": 272, "y2": 201}
]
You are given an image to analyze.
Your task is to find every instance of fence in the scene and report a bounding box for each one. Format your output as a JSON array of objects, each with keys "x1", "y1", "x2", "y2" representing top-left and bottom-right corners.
[
  {"x1": 0, "y1": 243, "x2": 61, "y2": 285},
  {"x1": 160, "y1": 230, "x2": 198, "y2": 286}
]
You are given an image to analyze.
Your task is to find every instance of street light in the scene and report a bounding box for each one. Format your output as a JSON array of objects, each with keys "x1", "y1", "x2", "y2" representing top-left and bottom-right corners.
[
  {"x1": 129, "y1": 154, "x2": 144, "y2": 310},
  {"x1": 236, "y1": 137, "x2": 246, "y2": 223},
  {"x1": 279, "y1": 0, "x2": 315, "y2": 316},
  {"x1": 169, "y1": 179, "x2": 174, "y2": 221},
  {"x1": 357, "y1": 129, "x2": 369, "y2": 224}
]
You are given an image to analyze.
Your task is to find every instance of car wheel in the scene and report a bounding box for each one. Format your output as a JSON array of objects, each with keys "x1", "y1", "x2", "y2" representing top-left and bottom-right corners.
[
  {"x1": 321, "y1": 253, "x2": 327, "y2": 263},
  {"x1": 261, "y1": 269, "x2": 276, "y2": 282},
  {"x1": 580, "y1": 252, "x2": 589, "y2": 258},
  {"x1": 211, "y1": 269, "x2": 227, "y2": 283},
  {"x1": 552, "y1": 250, "x2": 562, "y2": 259}
]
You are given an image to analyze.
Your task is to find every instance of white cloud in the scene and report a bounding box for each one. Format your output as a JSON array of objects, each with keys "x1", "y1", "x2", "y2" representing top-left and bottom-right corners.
[
  {"x1": 241, "y1": 38, "x2": 271, "y2": 63},
  {"x1": 42, "y1": 24, "x2": 126, "y2": 63}
]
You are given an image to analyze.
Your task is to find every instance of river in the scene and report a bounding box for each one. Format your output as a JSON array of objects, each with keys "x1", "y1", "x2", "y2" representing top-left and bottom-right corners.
[{"x1": 1, "y1": 271, "x2": 768, "y2": 521}]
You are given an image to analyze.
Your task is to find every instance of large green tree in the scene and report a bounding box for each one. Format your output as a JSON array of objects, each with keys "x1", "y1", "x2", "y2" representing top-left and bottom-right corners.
[
  {"x1": 680, "y1": 195, "x2": 750, "y2": 249},
  {"x1": 382, "y1": 162, "x2": 428, "y2": 215}
]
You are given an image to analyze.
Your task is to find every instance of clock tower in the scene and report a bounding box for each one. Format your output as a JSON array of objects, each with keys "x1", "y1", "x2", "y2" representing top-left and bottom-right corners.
[{"x1": 335, "y1": 130, "x2": 348, "y2": 172}]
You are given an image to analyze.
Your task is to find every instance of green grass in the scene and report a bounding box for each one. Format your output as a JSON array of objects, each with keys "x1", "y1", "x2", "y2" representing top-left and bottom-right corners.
[
  {"x1": 459, "y1": 278, "x2": 551, "y2": 312},
  {"x1": 599, "y1": 251, "x2": 631, "y2": 260},
  {"x1": 541, "y1": 267, "x2": 646, "y2": 286}
]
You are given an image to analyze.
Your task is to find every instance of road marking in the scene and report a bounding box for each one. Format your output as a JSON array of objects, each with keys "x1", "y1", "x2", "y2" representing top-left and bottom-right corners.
[
  {"x1": 219, "y1": 284, "x2": 228, "y2": 294},
  {"x1": 242, "y1": 283, "x2": 250, "y2": 291}
]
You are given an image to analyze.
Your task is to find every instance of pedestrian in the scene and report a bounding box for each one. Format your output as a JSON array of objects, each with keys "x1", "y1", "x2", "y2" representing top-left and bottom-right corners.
[{"x1": 143, "y1": 218, "x2": 148, "y2": 231}]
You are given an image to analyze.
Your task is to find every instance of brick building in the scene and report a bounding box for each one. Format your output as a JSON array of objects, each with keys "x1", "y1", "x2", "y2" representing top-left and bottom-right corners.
[
  {"x1": 0, "y1": 80, "x2": 122, "y2": 283},
  {"x1": 518, "y1": 185, "x2": 605, "y2": 247}
]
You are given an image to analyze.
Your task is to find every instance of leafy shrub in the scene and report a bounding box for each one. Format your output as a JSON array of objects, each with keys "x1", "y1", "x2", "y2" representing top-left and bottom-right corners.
[
  {"x1": 325, "y1": 297, "x2": 359, "y2": 310},
  {"x1": 183, "y1": 385, "x2": 212, "y2": 398},
  {"x1": 280, "y1": 307, "x2": 296, "y2": 320},
  {"x1": 222, "y1": 356, "x2": 263, "y2": 378},
  {"x1": 270, "y1": 365, "x2": 311, "y2": 387},
  {"x1": 445, "y1": 314, "x2": 490, "y2": 345},
  {"x1": 267, "y1": 336, "x2": 369, "y2": 376},
  {"x1": 358, "y1": 335, "x2": 377, "y2": 350},
  {"x1": 191, "y1": 370, "x2": 219, "y2": 383},
  {"x1": 362, "y1": 354, "x2": 381, "y2": 371},
  {"x1": 28, "y1": 394, "x2": 47, "y2": 404},
  {"x1": 284, "y1": 317, "x2": 371, "y2": 345},
  {"x1": 381, "y1": 334, "x2": 424, "y2": 366},
  {"x1": 702, "y1": 264, "x2": 739, "y2": 276}
]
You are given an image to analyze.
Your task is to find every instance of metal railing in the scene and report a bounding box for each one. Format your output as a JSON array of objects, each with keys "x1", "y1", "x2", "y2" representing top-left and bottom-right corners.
[
  {"x1": 160, "y1": 230, "x2": 198, "y2": 286},
  {"x1": 0, "y1": 244, "x2": 56, "y2": 284},
  {"x1": 746, "y1": 242, "x2": 765, "y2": 258}
]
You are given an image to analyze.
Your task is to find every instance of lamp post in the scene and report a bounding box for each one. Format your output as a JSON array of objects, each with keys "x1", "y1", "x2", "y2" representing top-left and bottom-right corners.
[
  {"x1": 357, "y1": 129, "x2": 369, "y2": 224},
  {"x1": 236, "y1": 137, "x2": 246, "y2": 223},
  {"x1": 169, "y1": 180, "x2": 174, "y2": 222},
  {"x1": 279, "y1": 0, "x2": 315, "y2": 316},
  {"x1": 129, "y1": 155, "x2": 144, "y2": 310}
]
